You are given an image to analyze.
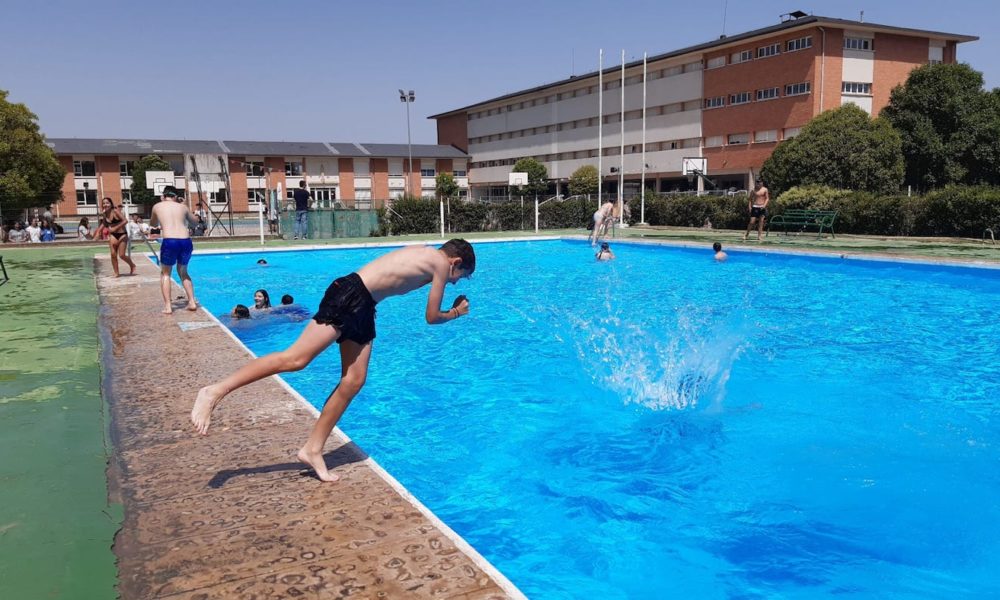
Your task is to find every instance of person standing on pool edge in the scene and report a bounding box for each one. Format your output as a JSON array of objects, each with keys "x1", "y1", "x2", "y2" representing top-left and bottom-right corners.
[
  {"x1": 744, "y1": 179, "x2": 770, "y2": 242},
  {"x1": 150, "y1": 185, "x2": 199, "y2": 314},
  {"x1": 191, "y1": 239, "x2": 476, "y2": 482}
]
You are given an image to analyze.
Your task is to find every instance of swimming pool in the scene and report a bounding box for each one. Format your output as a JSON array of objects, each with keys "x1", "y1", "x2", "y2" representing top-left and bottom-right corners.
[{"x1": 191, "y1": 240, "x2": 1000, "y2": 599}]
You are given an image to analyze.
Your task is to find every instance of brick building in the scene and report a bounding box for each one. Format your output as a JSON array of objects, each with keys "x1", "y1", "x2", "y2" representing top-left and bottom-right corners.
[
  {"x1": 46, "y1": 138, "x2": 468, "y2": 217},
  {"x1": 430, "y1": 13, "x2": 975, "y2": 195}
]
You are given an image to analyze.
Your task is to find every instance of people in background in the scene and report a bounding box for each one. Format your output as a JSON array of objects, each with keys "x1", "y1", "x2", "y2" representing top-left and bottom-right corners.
[
  {"x1": 713, "y1": 242, "x2": 728, "y2": 262},
  {"x1": 100, "y1": 197, "x2": 136, "y2": 276},
  {"x1": 744, "y1": 179, "x2": 770, "y2": 242},
  {"x1": 40, "y1": 218, "x2": 56, "y2": 242},
  {"x1": 8, "y1": 222, "x2": 28, "y2": 243},
  {"x1": 231, "y1": 304, "x2": 251, "y2": 320},
  {"x1": 191, "y1": 214, "x2": 206, "y2": 237},
  {"x1": 596, "y1": 241, "x2": 615, "y2": 261},
  {"x1": 26, "y1": 218, "x2": 41, "y2": 243},
  {"x1": 78, "y1": 217, "x2": 92, "y2": 241},
  {"x1": 292, "y1": 180, "x2": 313, "y2": 240},
  {"x1": 257, "y1": 258, "x2": 268, "y2": 266},
  {"x1": 281, "y1": 294, "x2": 293, "y2": 305}
]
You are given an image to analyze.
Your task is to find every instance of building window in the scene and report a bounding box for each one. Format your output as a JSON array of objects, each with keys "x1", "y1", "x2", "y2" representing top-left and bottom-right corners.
[
  {"x1": 247, "y1": 188, "x2": 265, "y2": 203},
  {"x1": 683, "y1": 61, "x2": 703, "y2": 73},
  {"x1": 757, "y1": 43, "x2": 780, "y2": 58},
  {"x1": 844, "y1": 37, "x2": 873, "y2": 51},
  {"x1": 704, "y1": 96, "x2": 725, "y2": 109},
  {"x1": 121, "y1": 189, "x2": 132, "y2": 204},
  {"x1": 119, "y1": 160, "x2": 134, "y2": 177},
  {"x1": 284, "y1": 161, "x2": 303, "y2": 176},
  {"x1": 727, "y1": 133, "x2": 750, "y2": 145},
  {"x1": 755, "y1": 130, "x2": 778, "y2": 143},
  {"x1": 245, "y1": 161, "x2": 265, "y2": 176},
  {"x1": 421, "y1": 168, "x2": 435, "y2": 177},
  {"x1": 705, "y1": 136, "x2": 724, "y2": 148},
  {"x1": 663, "y1": 65, "x2": 684, "y2": 77},
  {"x1": 731, "y1": 49, "x2": 753, "y2": 64},
  {"x1": 76, "y1": 189, "x2": 98, "y2": 205},
  {"x1": 756, "y1": 87, "x2": 780, "y2": 101},
  {"x1": 730, "y1": 92, "x2": 751, "y2": 105},
  {"x1": 784, "y1": 127, "x2": 802, "y2": 139},
  {"x1": 453, "y1": 169, "x2": 467, "y2": 177},
  {"x1": 842, "y1": 82, "x2": 872, "y2": 95},
  {"x1": 785, "y1": 82, "x2": 811, "y2": 96},
  {"x1": 786, "y1": 36, "x2": 813, "y2": 52},
  {"x1": 706, "y1": 56, "x2": 726, "y2": 69},
  {"x1": 73, "y1": 160, "x2": 96, "y2": 177}
]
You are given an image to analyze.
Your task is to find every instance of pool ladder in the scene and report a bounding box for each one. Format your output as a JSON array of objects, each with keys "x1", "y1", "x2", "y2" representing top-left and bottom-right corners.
[{"x1": 985, "y1": 228, "x2": 996, "y2": 245}]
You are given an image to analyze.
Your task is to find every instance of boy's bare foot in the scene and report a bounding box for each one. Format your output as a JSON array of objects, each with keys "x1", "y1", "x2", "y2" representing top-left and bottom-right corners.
[
  {"x1": 162, "y1": 306, "x2": 173, "y2": 314},
  {"x1": 186, "y1": 302, "x2": 199, "y2": 311},
  {"x1": 297, "y1": 447, "x2": 340, "y2": 482},
  {"x1": 192, "y1": 385, "x2": 224, "y2": 434}
]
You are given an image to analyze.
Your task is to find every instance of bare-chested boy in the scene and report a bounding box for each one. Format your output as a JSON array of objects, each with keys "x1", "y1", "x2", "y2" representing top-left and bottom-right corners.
[
  {"x1": 590, "y1": 201, "x2": 615, "y2": 246},
  {"x1": 150, "y1": 186, "x2": 199, "y2": 314},
  {"x1": 191, "y1": 239, "x2": 475, "y2": 482},
  {"x1": 744, "y1": 179, "x2": 770, "y2": 241}
]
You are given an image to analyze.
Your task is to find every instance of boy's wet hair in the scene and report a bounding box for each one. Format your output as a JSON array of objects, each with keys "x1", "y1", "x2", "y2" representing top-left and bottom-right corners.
[
  {"x1": 233, "y1": 304, "x2": 250, "y2": 319},
  {"x1": 600, "y1": 242, "x2": 610, "y2": 250},
  {"x1": 281, "y1": 294, "x2": 293, "y2": 305},
  {"x1": 162, "y1": 185, "x2": 178, "y2": 198},
  {"x1": 713, "y1": 242, "x2": 722, "y2": 252},
  {"x1": 257, "y1": 258, "x2": 267, "y2": 265},
  {"x1": 440, "y1": 239, "x2": 476, "y2": 274}
]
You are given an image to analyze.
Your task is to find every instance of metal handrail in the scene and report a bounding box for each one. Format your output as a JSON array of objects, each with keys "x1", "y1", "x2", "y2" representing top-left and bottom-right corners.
[{"x1": 984, "y1": 228, "x2": 996, "y2": 245}]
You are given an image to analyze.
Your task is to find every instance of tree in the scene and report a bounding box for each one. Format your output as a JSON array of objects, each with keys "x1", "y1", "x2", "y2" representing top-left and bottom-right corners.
[
  {"x1": 435, "y1": 172, "x2": 459, "y2": 200},
  {"x1": 760, "y1": 104, "x2": 904, "y2": 195},
  {"x1": 511, "y1": 157, "x2": 549, "y2": 196},
  {"x1": 568, "y1": 165, "x2": 599, "y2": 197},
  {"x1": 0, "y1": 89, "x2": 65, "y2": 217},
  {"x1": 881, "y1": 63, "x2": 1000, "y2": 190},
  {"x1": 130, "y1": 154, "x2": 173, "y2": 205}
]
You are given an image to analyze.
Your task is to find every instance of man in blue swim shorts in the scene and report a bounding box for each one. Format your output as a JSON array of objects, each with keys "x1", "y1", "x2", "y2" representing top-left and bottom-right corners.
[{"x1": 150, "y1": 186, "x2": 200, "y2": 314}]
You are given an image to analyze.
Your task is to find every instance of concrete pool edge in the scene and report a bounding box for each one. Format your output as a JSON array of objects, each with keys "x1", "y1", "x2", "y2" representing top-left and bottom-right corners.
[{"x1": 103, "y1": 252, "x2": 524, "y2": 599}]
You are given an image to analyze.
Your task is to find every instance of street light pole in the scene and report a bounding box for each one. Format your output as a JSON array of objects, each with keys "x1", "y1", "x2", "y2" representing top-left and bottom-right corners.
[{"x1": 399, "y1": 89, "x2": 415, "y2": 197}]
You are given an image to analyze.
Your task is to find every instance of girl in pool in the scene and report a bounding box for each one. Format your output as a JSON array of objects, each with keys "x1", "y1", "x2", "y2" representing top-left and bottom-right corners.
[{"x1": 253, "y1": 288, "x2": 271, "y2": 310}]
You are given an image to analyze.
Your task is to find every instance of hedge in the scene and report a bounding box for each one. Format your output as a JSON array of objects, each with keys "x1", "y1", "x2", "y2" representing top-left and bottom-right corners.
[{"x1": 377, "y1": 186, "x2": 1000, "y2": 238}]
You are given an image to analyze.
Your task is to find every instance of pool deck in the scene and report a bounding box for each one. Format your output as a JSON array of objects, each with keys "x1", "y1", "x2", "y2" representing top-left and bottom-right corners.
[{"x1": 97, "y1": 254, "x2": 521, "y2": 599}]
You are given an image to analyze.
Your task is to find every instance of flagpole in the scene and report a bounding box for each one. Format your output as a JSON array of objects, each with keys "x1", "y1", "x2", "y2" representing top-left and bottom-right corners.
[
  {"x1": 598, "y1": 49, "x2": 603, "y2": 207},
  {"x1": 640, "y1": 51, "x2": 647, "y2": 225},
  {"x1": 619, "y1": 49, "x2": 625, "y2": 225}
]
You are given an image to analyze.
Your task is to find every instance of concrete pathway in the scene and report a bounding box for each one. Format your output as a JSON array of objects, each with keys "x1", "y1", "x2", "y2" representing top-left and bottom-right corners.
[{"x1": 97, "y1": 256, "x2": 520, "y2": 599}]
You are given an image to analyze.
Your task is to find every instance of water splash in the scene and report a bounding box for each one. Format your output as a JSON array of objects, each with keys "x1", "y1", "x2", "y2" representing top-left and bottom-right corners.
[{"x1": 571, "y1": 304, "x2": 751, "y2": 411}]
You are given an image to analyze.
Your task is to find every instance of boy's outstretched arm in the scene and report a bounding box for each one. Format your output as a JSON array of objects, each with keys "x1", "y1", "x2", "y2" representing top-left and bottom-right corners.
[{"x1": 424, "y1": 263, "x2": 468, "y2": 324}]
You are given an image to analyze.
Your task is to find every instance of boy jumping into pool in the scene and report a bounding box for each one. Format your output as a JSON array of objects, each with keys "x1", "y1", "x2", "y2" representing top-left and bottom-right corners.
[{"x1": 191, "y1": 239, "x2": 475, "y2": 482}]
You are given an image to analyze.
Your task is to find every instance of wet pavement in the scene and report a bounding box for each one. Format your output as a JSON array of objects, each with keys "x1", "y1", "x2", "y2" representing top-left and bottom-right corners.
[{"x1": 96, "y1": 255, "x2": 520, "y2": 599}]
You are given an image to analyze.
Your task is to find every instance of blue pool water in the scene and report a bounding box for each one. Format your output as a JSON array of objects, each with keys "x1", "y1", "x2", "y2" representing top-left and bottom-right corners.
[{"x1": 190, "y1": 240, "x2": 1000, "y2": 599}]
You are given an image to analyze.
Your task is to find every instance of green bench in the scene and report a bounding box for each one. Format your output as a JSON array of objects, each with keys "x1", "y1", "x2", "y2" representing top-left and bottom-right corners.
[{"x1": 767, "y1": 209, "x2": 838, "y2": 239}]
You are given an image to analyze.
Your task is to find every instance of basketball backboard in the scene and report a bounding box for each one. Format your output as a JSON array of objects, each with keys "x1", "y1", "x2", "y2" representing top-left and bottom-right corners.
[
  {"x1": 145, "y1": 171, "x2": 176, "y2": 195},
  {"x1": 681, "y1": 157, "x2": 707, "y2": 176},
  {"x1": 509, "y1": 172, "x2": 528, "y2": 186}
]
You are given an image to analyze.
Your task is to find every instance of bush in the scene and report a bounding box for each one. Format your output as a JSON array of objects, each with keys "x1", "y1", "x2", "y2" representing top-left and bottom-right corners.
[{"x1": 377, "y1": 186, "x2": 1000, "y2": 239}]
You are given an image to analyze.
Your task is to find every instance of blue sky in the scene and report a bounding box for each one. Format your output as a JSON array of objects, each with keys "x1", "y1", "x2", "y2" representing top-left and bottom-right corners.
[{"x1": 2, "y1": 0, "x2": 996, "y2": 145}]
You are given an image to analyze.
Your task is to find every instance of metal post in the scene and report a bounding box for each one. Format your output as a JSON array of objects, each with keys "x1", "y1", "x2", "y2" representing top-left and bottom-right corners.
[
  {"x1": 619, "y1": 49, "x2": 625, "y2": 225},
  {"x1": 439, "y1": 198, "x2": 445, "y2": 238},
  {"x1": 399, "y1": 89, "x2": 415, "y2": 197},
  {"x1": 258, "y1": 197, "x2": 265, "y2": 245},
  {"x1": 640, "y1": 52, "x2": 647, "y2": 225},
  {"x1": 534, "y1": 194, "x2": 539, "y2": 233},
  {"x1": 598, "y1": 49, "x2": 603, "y2": 207}
]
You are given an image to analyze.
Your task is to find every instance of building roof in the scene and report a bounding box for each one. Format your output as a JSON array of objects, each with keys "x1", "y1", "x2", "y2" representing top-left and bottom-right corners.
[
  {"x1": 428, "y1": 14, "x2": 978, "y2": 119},
  {"x1": 46, "y1": 138, "x2": 468, "y2": 158}
]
